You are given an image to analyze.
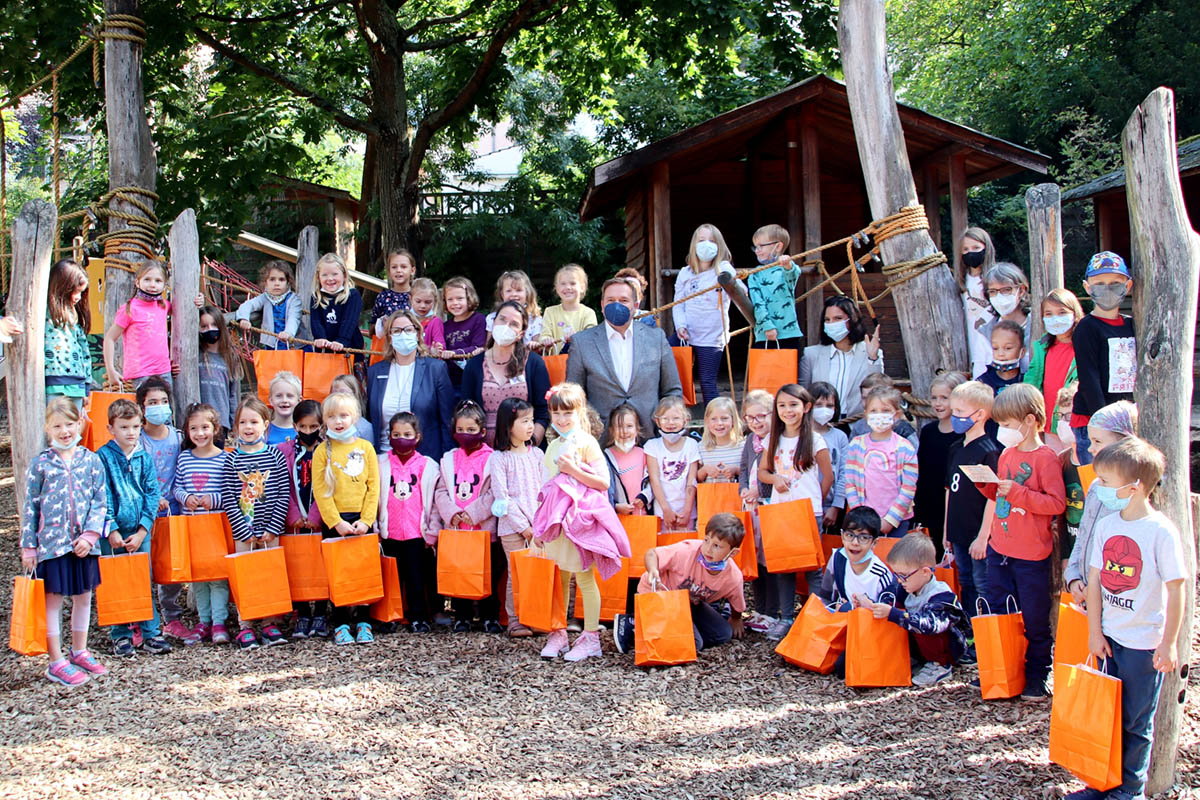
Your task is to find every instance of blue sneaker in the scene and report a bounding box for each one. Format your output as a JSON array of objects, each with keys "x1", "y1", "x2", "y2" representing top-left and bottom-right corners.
[
  {"x1": 112, "y1": 638, "x2": 136, "y2": 658},
  {"x1": 334, "y1": 624, "x2": 354, "y2": 645},
  {"x1": 1063, "y1": 788, "x2": 1109, "y2": 800},
  {"x1": 355, "y1": 622, "x2": 374, "y2": 644},
  {"x1": 311, "y1": 616, "x2": 330, "y2": 639},
  {"x1": 613, "y1": 613, "x2": 635, "y2": 654}
]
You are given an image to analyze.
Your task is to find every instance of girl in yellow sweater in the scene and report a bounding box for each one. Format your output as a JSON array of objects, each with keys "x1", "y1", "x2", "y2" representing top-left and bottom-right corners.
[{"x1": 312, "y1": 392, "x2": 380, "y2": 645}]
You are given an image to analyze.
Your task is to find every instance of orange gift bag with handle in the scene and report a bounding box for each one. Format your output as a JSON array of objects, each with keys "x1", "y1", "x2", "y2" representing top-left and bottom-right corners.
[
  {"x1": 252, "y1": 350, "x2": 304, "y2": 403},
  {"x1": 872, "y1": 536, "x2": 899, "y2": 565},
  {"x1": 369, "y1": 556, "x2": 406, "y2": 623},
  {"x1": 9, "y1": 573, "x2": 47, "y2": 656},
  {"x1": 1054, "y1": 592, "x2": 1090, "y2": 670},
  {"x1": 281, "y1": 533, "x2": 329, "y2": 602},
  {"x1": 745, "y1": 342, "x2": 798, "y2": 396},
  {"x1": 1050, "y1": 656, "x2": 1122, "y2": 791},
  {"x1": 845, "y1": 604, "x2": 911, "y2": 687},
  {"x1": 302, "y1": 352, "x2": 353, "y2": 402},
  {"x1": 657, "y1": 531, "x2": 700, "y2": 548},
  {"x1": 672, "y1": 346, "x2": 696, "y2": 406},
  {"x1": 730, "y1": 510, "x2": 758, "y2": 580},
  {"x1": 776, "y1": 594, "x2": 848, "y2": 673},
  {"x1": 437, "y1": 529, "x2": 492, "y2": 599},
  {"x1": 186, "y1": 513, "x2": 231, "y2": 581},
  {"x1": 821, "y1": 533, "x2": 842, "y2": 566},
  {"x1": 622, "y1": 515, "x2": 659, "y2": 578},
  {"x1": 758, "y1": 498, "x2": 824, "y2": 572},
  {"x1": 934, "y1": 564, "x2": 961, "y2": 598},
  {"x1": 320, "y1": 533, "x2": 384, "y2": 606},
  {"x1": 972, "y1": 596, "x2": 1028, "y2": 699},
  {"x1": 369, "y1": 334, "x2": 386, "y2": 366},
  {"x1": 226, "y1": 545, "x2": 292, "y2": 619},
  {"x1": 96, "y1": 553, "x2": 154, "y2": 626},
  {"x1": 543, "y1": 354, "x2": 568, "y2": 387},
  {"x1": 83, "y1": 391, "x2": 136, "y2": 449},
  {"x1": 151, "y1": 517, "x2": 191, "y2": 584},
  {"x1": 512, "y1": 548, "x2": 566, "y2": 632},
  {"x1": 634, "y1": 588, "x2": 697, "y2": 667},
  {"x1": 574, "y1": 558, "x2": 631, "y2": 622},
  {"x1": 696, "y1": 482, "x2": 742, "y2": 535}
]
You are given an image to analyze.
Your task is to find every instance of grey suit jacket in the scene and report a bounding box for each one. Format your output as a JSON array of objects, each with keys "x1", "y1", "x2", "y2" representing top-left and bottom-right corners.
[{"x1": 565, "y1": 321, "x2": 682, "y2": 432}]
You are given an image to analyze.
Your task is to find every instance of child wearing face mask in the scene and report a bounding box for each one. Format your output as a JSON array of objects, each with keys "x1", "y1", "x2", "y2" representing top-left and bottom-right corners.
[
  {"x1": 1069, "y1": 251, "x2": 1137, "y2": 466},
  {"x1": 198, "y1": 305, "x2": 243, "y2": 432},
  {"x1": 809, "y1": 382, "x2": 848, "y2": 533},
  {"x1": 746, "y1": 224, "x2": 800, "y2": 348},
  {"x1": 603, "y1": 404, "x2": 648, "y2": 514},
  {"x1": 1022, "y1": 288, "x2": 1082, "y2": 449},
  {"x1": 644, "y1": 395, "x2": 701, "y2": 531},
  {"x1": 817, "y1": 505, "x2": 898, "y2": 611},
  {"x1": 981, "y1": 261, "x2": 1032, "y2": 374},
  {"x1": 848, "y1": 373, "x2": 918, "y2": 446},
  {"x1": 103, "y1": 260, "x2": 172, "y2": 390},
  {"x1": 971, "y1": 384, "x2": 1066, "y2": 700},
  {"x1": 913, "y1": 371, "x2": 967, "y2": 561},
  {"x1": 410, "y1": 277, "x2": 446, "y2": 350},
  {"x1": 845, "y1": 386, "x2": 918, "y2": 538},
  {"x1": 978, "y1": 320, "x2": 1026, "y2": 396},
  {"x1": 235, "y1": 260, "x2": 301, "y2": 349},
  {"x1": 278, "y1": 400, "x2": 329, "y2": 638}
]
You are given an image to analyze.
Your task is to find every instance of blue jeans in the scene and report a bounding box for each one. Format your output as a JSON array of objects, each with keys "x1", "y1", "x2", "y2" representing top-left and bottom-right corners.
[
  {"x1": 952, "y1": 542, "x2": 989, "y2": 619},
  {"x1": 1103, "y1": 637, "x2": 1163, "y2": 796},
  {"x1": 691, "y1": 601, "x2": 732, "y2": 651},
  {"x1": 100, "y1": 532, "x2": 162, "y2": 639},
  {"x1": 985, "y1": 547, "x2": 1052, "y2": 685},
  {"x1": 193, "y1": 580, "x2": 230, "y2": 626},
  {"x1": 1072, "y1": 425, "x2": 1093, "y2": 465}
]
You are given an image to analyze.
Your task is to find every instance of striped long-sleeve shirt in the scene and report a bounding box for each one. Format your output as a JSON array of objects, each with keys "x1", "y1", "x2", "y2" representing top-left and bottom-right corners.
[
  {"x1": 173, "y1": 450, "x2": 228, "y2": 514},
  {"x1": 220, "y1": 445, "x2": 288, "y2": 541},
  {"x1": 844, "y1": 432, "x2": 918, "y2": 529}
]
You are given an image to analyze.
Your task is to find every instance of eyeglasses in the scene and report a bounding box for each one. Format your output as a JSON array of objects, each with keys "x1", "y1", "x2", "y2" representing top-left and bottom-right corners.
[
  {"x1": 390, "y1": 326, "x2": 418, "y2": 335},
  {"x1": 893, "y1": 567, "x2": 926, "y2": 582},
  {"x1": 752, "y1": 241, "x2": 780, "y2": 252},
  {"x1": 986, "y1": 286, "x2": 1019, "y2": 298},
  {"x1": 744, "y1": 414, "x2": 770, "y2": 423},
  {"x1": 841, "y1": 531, "x2": 876, "y2": 545}
]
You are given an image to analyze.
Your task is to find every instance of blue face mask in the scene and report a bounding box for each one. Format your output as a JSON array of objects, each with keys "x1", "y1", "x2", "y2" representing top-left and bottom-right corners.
[
  {"x1": 236, "y1": 435, "x2": 265, "y2": 452},
  {"x1": 326, "y1": 426, "x2": 357, "y2": 443},
  {"x1": 603, "y1": 302, "x2": 631, "y2": 327},
  {"x1": 391, "y1": 331, "x2": 418, "y2": 355},
  {"x1": 697, "y1": 550, "x2": 731, "y2": 572},
  {"x1": 144, "y1": 404, "x2": 172, "y2": 426},
  {"x1": 51, "y1": 433, "x2": 82, "y2": 451},
  {"x1": 1094, "y1": 482, "x2": 1135, "y2": 511},
  {"x1": 950, "y1": 414, "x2": 975, "y2": 435}
]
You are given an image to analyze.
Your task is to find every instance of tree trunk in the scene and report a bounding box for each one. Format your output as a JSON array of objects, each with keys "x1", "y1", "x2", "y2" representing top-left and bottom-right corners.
[
  {"x1": 358, "y1": 133, "x2": 380, "y2": 271},
  {"x1": 1025, "y1": 183, "x2": 1064, "y2": 342},
  {"x1": 168, "y1": 210, "x2": 200, "y2": 417},
  {"x1": 1124, "y1": 86, "x2": 1200, "y2": 796},
  {"x1": 837, "y1": 0, "x2": 969, "y2": 396},
  {"x1": 103, "y1": 0, "x2": 157, "y2": 337},
  {"x1": 295, "y1": 225, "x2": 320, "y2": 342}
]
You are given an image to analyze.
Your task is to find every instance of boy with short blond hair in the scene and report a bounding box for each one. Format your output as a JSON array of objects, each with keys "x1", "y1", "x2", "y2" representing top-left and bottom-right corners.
[
  {"x1": 747, "y1": 224, "x2": 801, "y2": 347},
  {"x1": 973, "y1": 383, "x2": 1066, "y2": 699},
  {"x1": 1066, "y1": 437, "x2": 1187, "y2": 800},
  {"x1": 945, "y1": 380, "x2": 1000, "y2": 620}
]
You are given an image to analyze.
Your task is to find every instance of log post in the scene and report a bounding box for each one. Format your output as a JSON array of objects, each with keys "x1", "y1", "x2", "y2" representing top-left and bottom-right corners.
[
  {"x1": 102, "y1": 0, "x2": 157, "y2": 345},
  {"x1": 295, "y1": 225, "x2": 319, "y2": 342},
  {"x1": 1123, "y1": 86, "x2": 1200, "y2": 796},
  {"x1": 800, "y1": 108, "x2": 824, "y2": 341},
  {"x1": 837, "y1": 0, "x2": 970, "y2": 396},
  {"x1": 7, "y1": 201, "x2": 57, "y2": 510},
  {"x1": 949, "y1": 152, "x2": 968, "y2": 244},
  {"x1": 649, "y1": 163, "x2": 673, "y2": 335},
  {"x1": 1025, "y1": 183, "x2": 1064, "y2": 341},
  {"x1": 168, "y1": 209, "x2": 200, "y2": 417}
]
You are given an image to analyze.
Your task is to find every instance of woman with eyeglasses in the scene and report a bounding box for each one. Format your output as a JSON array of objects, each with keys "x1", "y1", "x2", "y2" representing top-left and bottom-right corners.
[
  {"x1": 797, "y1": 295, "x2": 884, "y2": 419},
  {"x1": 461, "y1": 300, "x2": 550, "y2": 445},
  {"x1": 979, "y1": 262, "x2": 1033, "y2": 376}
]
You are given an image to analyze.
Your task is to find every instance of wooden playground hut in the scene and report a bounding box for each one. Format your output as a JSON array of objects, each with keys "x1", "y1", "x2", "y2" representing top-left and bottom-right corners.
[{"x1": 579, "y1": 74, "x2": 1051, "y2": 380}]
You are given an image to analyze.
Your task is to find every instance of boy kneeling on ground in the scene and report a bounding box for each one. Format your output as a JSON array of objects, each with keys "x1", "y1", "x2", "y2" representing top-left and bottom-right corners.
[
  {"x1": 614, "y1": 512, "x2": 746, "y2": 654},
  {"x1": 863, "y1": 532, "x2": 971, "y2": 687}
]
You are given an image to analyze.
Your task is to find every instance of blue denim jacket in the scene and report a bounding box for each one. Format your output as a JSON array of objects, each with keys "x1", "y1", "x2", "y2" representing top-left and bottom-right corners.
[
  {"x1": 20, "y1": 447, "x2": 108, "y2": 562},
  {"x1": 97, "y1": 440, "x2": 160, "y2": 536}
]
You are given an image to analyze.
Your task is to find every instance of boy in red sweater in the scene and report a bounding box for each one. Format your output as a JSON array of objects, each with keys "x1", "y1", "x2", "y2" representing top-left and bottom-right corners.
[{"x1": 973, "y1": 383, "x2": 1066, "y2": 699}]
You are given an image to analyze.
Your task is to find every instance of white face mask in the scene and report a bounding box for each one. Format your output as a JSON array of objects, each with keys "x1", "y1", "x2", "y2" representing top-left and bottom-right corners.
[
  {"x1": 812, "y1": 406, "x2": 835, "y2": 426},
  {"x1": 991, "y1": 293, "x2": 1020, "y2": 316},
  {"x1": 823, "y1": 320, "x2": 849, "y2": 342},
  {"x1": 695, "y1": 241, "x2": 719, "y2": 262},
  {"x1": 491, "y1": 324, "x2": 519, "y2": 347},
  {"x1": 996, "y1": 424, "x2": 1025, "y2": 448},
  {"x1": 867, "y1": 412, "x2": 894, "y2": 433},
  {"x1": 612, "y1": 439, "x2": 635, "y2": 453},
  {"x1": 1043, "y1": 313, "x2": 1074, "y2": 336},
  {"x1": 1056, "y1": 419, "x2": 1074, "y2": 446}
]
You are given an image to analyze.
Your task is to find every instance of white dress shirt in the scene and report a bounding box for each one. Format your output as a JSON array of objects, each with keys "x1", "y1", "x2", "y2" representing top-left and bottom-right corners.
[
  {"x1": 606, "y1": 322, "x2": 634, "y2": 391},
  {"x1": 382, "y1": 360, "x2": 415, "y2": 427}
]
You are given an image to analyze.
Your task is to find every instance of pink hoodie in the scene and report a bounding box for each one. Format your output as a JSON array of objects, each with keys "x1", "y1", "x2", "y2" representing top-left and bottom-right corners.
[{"x1": 533, "y1": 473, "x2": 632, "y2": 580}]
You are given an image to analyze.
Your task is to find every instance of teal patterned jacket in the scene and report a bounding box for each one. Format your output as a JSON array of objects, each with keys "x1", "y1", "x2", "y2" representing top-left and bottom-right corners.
[
  {"x1": 747, "y1": 264, "x2": 802, "y2": 343},
  {"x1": 44, "y1": 314, "x2": 92, "y2": 398}
]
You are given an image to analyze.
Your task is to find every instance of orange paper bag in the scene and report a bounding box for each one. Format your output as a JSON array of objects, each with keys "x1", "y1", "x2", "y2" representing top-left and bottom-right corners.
[
  {"x1": 972, "y1": 597, "x2": 1028, "y2": 699},
  {"x1": 657, "y1": 531, "x2": 700, "y2": 548},
  {"x1": 821, "y1": 533, "x2": 842, "y2": 566},
  {"x1": 730, "y1": 510, "x2": 758, "y2": 580},
  {"x1": 873, "y1": 536, "x2": 899, "y2": 565},
  {"x1": 9, "y1": 574, "x2": 47, "y2": 656},
  {"x1": 934, "y1": 565, "x2": 961, "y2": 598},
  {"x1": 1050, "y1": 657, "x2": 1123, "y2": 791},
  {"x1": 672, "y1": 346, "x2": 696, "y2": 406},
  {"x1": 302, "y1": 352, "x2": 353, "y2": 402},
  {"x1": 281, "y1": 533, "x2": 329, "y2": 602},
  {"x1": 745, "y1": 344, "x2": 798, "y2": 396},
  {"x1": 84, "y1": 391, "x2": 136, "y2": 450},
  {"x1": 1054, "y1": 592, "x2": 1090, "y2": 670},
  {"x1": 151, "y1": 517, "x2": 191, "y2": 584},
  {"x1": 634, "y1": 589, "x2": 697, "y2": 667},
  {"x1": 369, "y1": 334, "x2": 386, "y2": 366},
  {"x1": 575, "y1": 558, "x2": 631, "y2": 622},
  {"x1": 512, "y1": 548, "x2": 567, "y2": 633},
  {"x1": 776, "y1": 594, "x2": 848, "y2": 673},
  {"x1": 845, "y1": 606, "x2": 911, "y2": 687},
  {"x1": 437, "y1": 529, "x2": 492, "y2": 600},
  {"x1": 758, "y1": 498, "x2": 823, "y2": 573},
  {"x1": 186, "y1": 513, "x2": 232, "y2": 581},
  {"x1": 252, "y1": 349, "x2": 304, "y2": 403},
  {"x1": 226, "y1": 546, "x2": 292, "y2": 620},
  {"x1": 369, "y1": 556, "x2": 406, "y2": 623},
  {"x1": 543, "y1": 354, "x2": 568, "y2": 387},
  {"x1": 696, "y1": 482, "x2": 742, "y2": 536},
  {"x1": 96, "y1": 553, "x2": 154, "y2": 626},
  {"x1": 622, "y1": 515, "x2": 659, "y2": 578},
  {"x1": 321, "y1": 533, "x2": 384, "y2": 606}
]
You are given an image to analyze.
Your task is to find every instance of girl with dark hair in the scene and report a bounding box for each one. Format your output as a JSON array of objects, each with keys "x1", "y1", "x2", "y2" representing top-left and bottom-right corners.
[{"x1": 461, "y1": 300, "x2": 550, "y2": 445}]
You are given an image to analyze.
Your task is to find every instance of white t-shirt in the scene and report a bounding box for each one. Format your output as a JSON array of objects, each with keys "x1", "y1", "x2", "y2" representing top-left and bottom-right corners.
[
  {"x1": 1089, "y1": 509, "x2": 1188, "y2": 649},
  {"x1": 766, "y1": 432, "x2": 828, "y2": 515},
  {"x1": 840, "y1": 550, "x2": 896, "y2": 605},
  {"x1": 644, "y1": 436, "x2": 701, "y2": 526}
]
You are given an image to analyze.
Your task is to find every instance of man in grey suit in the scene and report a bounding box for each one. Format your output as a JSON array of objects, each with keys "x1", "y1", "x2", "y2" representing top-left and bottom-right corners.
[{"x1": 565, "y1": 276, "x2": 682, "y2": 433}]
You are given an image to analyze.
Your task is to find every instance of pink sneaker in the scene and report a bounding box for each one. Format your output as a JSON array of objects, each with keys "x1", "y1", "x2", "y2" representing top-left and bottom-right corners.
[
  {"x1": 540, "y1": 629, "x2": 569, "y2": 659},
  {"x1": 163, "y1": 620, "x2": 201, "y2": 645},
  {"x1": 210, "y1": 624, "x2": 230, "y2": 645},
  {"x1": 45, "y1": 660, "x2": 89, "y2": 687},
  {"x1": 131, "y1": 628, "x2": 144, "y2": 648},
  {"x1": 563, "y1": 630, "x2": 602, "y2": 662},
  {"x1": 68, "y1": 649, "x2": 108, "y2": 676},
  {"x1": 192, "y1": 623, "x2": 212, "y2": 643}
]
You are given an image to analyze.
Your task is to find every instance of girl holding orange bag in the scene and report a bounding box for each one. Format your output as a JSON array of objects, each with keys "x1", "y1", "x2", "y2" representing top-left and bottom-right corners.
[
  {"x1": 644, "y1": 396, "x2": 700, "y2": 531},
  {"x1": 266, "y1": 371, "x2": 302, "y2": 446},
  {"x1": 310, "y1": 252, "x2": 365, "y2": 363},
  {"x1": 20, "y1": 398, "x2": 109, "y2": 686},
  {"x1": 313, "y1": 392, "x2": 381, "y2": 645},
  {"x1": 278, "y1": 400, "x2": 328, "y2": 638},
  {"x1": 602, "y1": 404, "x2": 648, "y2": 515},
  {"x1": 697, "y1": 397, "x2": 743, "y2": 484}
]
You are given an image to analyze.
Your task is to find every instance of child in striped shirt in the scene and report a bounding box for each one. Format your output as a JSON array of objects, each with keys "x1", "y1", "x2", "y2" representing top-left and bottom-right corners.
[
  {"x1": 845, "y1": 386, "x2": 919, "y2": 537},
  {"x1": 697, "y1": 397, "x2": 744, "y2": 484}
]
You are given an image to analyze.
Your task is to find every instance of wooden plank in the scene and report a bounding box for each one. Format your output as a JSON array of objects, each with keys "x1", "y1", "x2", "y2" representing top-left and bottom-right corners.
[
  {"x1": 1025, "y1": 183, "x2": 1064, "y2": 341},
  {"x1": 1123, "y1": 86, "x2": 1200, "y2": 795},
  {"x1": 837, "y1": 0, "x2": 970, "y2": 395},
  {"x1": 236, "y1": 229, "x2": 386, "y2": 292},
  {"x1": 168, "y1": 209, "x2": 201, "y2": 416},
  {"x1": 295, "y1": 225, "x2": 319, "y2": 341},
  {"x1": 7, "y1": 200, "x2": 56, "y2": 510},
  {"x1": 923, "y1": 163, "x2": 942, "y2": 249},
  {"x1": 649, "y1": 164, "x2": 672, "y2": 325},
  {"x1": 785, "y1": 114, "x2": 804, "y2": 333},
  {"x1": 800, "y1": 109, "x2": 824, "y2": 340},
  {"x1": 949, "y1": 151, "x2": 968, "y2": 245}
]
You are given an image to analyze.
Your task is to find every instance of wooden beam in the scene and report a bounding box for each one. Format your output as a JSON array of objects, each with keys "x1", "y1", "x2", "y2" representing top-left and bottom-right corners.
[
  {"x1": 649, "y1": 163, "x2": 673, "y2": 334},
  {"x1": 785, "y1": 114, "x2": 804, "y2": 336},
  {"x1": 923, "y1": 163, "x2": 942, "y2": 249},
  {"x1": 913, "y1": 142, "x2": 964, "y2": 176},
  {"x1": 800, "y1": 109, "x2": 824, "y2": 340},
  {"x1": 837, "y1": 0, "x2": 969, "y2": 396},
  {"x1": 236, "y1": 230, "x2": 387, "y2": 292},
  {"x1": 1025, "y1": 183, "x2": 1064, "y2": 341},
  {"x1": 168, "y1": 210, "x2": 201, "y2": 417},
  {"x1": 1123, "y1": 86, "x2": 1200, "y2": 796},
  {"x1": 949, "y1": 151, "x2": 968, "y2": 246},
  {"x1": 295, "y1": 225, "x2": 320, "y2": 341},
  {"x1": 7, "y1": 201, "x2": 56, "y2": 510}
]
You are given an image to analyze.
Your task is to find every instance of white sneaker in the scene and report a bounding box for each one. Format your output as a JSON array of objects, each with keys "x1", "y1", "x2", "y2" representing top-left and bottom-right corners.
[
  {"x1": 540, "y1": 629, "x2": 569, "y2": 659},
  {"x1": 745, "y1": 613, "x2": 775, "y2": 634},
  {"x1": 912, "y1": 662, "x2": 952, "y2": 687}
]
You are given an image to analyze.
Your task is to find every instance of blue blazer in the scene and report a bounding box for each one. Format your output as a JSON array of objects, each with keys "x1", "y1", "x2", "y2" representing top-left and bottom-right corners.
[{"x1": 366, "y1": 357, "x2": 456, "y2": 459}]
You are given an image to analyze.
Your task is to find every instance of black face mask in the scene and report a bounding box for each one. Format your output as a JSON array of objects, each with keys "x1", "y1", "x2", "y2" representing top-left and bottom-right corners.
[
  {"x1": 962, "y1": 250, "x2": 986, "y2": 269},
  {"x1": 296, "y1": 429, "x2": 321, "y2": 448},
  {"x1": 199, "y1": 329, "x2": 220, "y2": 345}
]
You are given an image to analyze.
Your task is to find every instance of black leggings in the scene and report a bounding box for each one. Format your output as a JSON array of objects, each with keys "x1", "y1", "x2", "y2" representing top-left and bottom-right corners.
[{"x1": 381, "y1": 536, "x2": 431, "y2": 624}]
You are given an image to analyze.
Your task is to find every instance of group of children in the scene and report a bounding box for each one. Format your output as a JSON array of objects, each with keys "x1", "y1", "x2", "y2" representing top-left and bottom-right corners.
[{"x1": 18, "y1": 236, "x2": 1187, "y2": 800}]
